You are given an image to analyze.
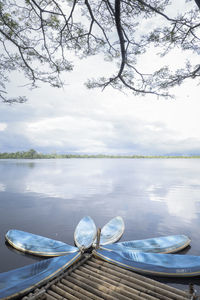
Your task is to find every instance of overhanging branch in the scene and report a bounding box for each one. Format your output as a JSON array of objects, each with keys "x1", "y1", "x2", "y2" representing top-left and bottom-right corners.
[{"x1": 195, "y1": 0, "x2": 200, "y2": 9}]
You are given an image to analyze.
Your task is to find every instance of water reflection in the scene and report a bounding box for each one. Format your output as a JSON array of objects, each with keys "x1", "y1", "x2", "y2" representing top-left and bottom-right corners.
[
  {"x1": 14, "y1": 161, "x2": 36, "y2": 168},
  {"x1": 0, "y1": 182, "x2": 5, "y2": 191},
  {"x1": 1, "y1": 158, "x2": 200, "y2": 292},
  {"x1": 25, "y1": 162, "x2": 113, "y2": 199}
]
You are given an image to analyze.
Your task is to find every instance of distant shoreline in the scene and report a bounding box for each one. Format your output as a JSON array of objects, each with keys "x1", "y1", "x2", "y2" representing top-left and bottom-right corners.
[{"x1": 0, "y1": 150, "x2": 200, "y2": 159}]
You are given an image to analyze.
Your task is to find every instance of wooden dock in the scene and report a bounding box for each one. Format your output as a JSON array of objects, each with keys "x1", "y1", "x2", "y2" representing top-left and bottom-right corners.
[{"x1": 22, "y1": 253, "x2": 193, "y2": 300}]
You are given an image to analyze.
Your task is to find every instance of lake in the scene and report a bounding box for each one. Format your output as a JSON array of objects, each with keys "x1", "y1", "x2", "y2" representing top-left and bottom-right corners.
[{"x1": 1, "y1": 158, "x2": 200, "y2": 292}]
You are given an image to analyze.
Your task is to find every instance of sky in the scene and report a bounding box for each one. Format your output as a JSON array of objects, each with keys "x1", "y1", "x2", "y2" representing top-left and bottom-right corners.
[{"x1": 0, "y1": 2, "x2": 200, "y2": 156}]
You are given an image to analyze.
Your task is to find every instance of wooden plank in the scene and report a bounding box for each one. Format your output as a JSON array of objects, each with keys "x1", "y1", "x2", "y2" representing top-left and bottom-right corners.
[
  {"x1": 71, "y1": 270, "x2": 142, "y2": 300},
  {"x1": 57, "y1": 281, "x2": 95, "y2": 300},
  {"x1": 78, "y1": 265, "x2": 158, "y2": 300},
  {"x1": 66, "y1": 274, "x2": 117, "y2": 300},
  {"x1": 61, "y1": 278, "x2": 104, "y2": 300},
  {"x1": 23, "y1": 254, "x2": 191, "y2": 300},
  {"x1": 87, "y1": 260, "x2": 188, "y2": 300},
  {"x1": 91, "y1": 257, "x2": 190, "y2": 299},
  {"x1": 51, "y1": 284, "x2": 78, "y2": 300},
  {"x1": 44, "y1": 293, "x2": 58, "y2": 300},
  {"x1": 46, "y1": 289, "x2": 64, "y2": 299}
]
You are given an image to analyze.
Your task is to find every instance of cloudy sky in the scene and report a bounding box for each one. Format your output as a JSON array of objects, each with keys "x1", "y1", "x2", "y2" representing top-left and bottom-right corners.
[{"x1": 0, "y1": 2, "x2": 200, "y2": 156}]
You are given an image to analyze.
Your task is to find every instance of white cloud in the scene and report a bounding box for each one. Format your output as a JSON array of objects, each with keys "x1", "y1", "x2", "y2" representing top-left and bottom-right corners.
[
  {"x1": 0, "y1": 13, "x2": 200, "y2": 155},
  {"x1": 1, "y1": 84, "x2": 200, "y2": 155},
  {"x1": 25, "y1": 114, "x2": 114, "y2": 152}
]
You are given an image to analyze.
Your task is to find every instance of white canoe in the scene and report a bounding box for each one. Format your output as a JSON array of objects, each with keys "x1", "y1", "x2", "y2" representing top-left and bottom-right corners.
[
  {"x1": 94, "y1": 248, "x2": 200, "y2": 277},
  {"x1": 94, "y1": 216, "x2": 125, "y2": 246},
  {"x1": 5, "y1": 229, "x2": 78, "y2": 257},
  {"x1": 0, "y1": 252, "x2": 81, "y2": 299},
  {"x1": 74, "y1": 216, "x2": 96, "y2": 249},
  {"x1": 101, "y1": 234, "x2": 191, "y2": 253}
]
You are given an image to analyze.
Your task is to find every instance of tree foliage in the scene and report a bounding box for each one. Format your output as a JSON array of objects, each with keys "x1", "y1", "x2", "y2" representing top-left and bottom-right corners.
[
  {"x1": 0, "y1": 0, "x2": 200, "y2": 103},
  {"x1": 1, "y1": 149, "x2": 200, "y2": 159}
]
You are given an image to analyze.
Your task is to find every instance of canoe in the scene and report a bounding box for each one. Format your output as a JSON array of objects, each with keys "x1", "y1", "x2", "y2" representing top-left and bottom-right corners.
[
  {"x1": 94, "y1": 216, "x2": 125, "y2": 246},
  {"x1": 5, "y1": 216, "x2": 96, "y2": 256},
  {"x1": 74, "y1": 216, "x2": 96, "y2": 249},
  {"x1": 6, "y1": 224, "x2": 190, "y2": 257},
  {"x1": 5, "y1": 229, "x2": 78, "y2": 257},
  {"x1": 94, "y1": 248, "x2": 200, "y2": 277},
  {"x1": 100, "y1": 234, "x2": 191, "y2": 254},
  {"x1": 0, "y1": 252, "x2": 81, "y2": 299}
]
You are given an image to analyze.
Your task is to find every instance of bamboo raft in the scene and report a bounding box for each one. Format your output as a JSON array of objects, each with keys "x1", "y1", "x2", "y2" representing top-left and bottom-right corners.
[{"x1": 22, "y1": 253, "x2": 193, "y2": 300}]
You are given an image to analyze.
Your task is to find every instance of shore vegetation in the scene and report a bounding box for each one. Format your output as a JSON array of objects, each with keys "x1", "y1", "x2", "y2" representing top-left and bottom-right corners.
[{"x1": 0, "y1": 149, "x2": 200, "y2": 159}]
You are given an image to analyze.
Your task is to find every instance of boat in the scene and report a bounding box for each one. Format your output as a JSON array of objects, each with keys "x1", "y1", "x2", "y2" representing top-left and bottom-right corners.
[
  {"x1": 74, "y1": 216, "x2": 96, "y2": 249},
  {"x1": 5, "y1": 218, "x2": 190, "y2": 257},
  {"x1": 5, "y1": 229, "x2": 78, "y2": 257},
  {"x1": 94, "y1": 248, "x2": 200, "y2": 277},
  {"x1": 5, "y1": 216, "x2": 97, "y2": 256},
  {"x1": 100, "y1": 234, "x2": 191, "y2": 253},
  {"x1": 0, "y1": 252, "x2": 81, "y2": 299},
  {"x1": 93, "y1": 216, "x2": 125, "y2": 246}
]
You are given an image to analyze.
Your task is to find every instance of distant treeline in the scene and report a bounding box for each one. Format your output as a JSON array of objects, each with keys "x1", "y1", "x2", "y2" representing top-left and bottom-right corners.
[
  {"x1": 0, "y1": 149, "x2": 88, "y2": 159},
  {"x1": 0, "y1": 149, "x2": 200, "y2": 159}
]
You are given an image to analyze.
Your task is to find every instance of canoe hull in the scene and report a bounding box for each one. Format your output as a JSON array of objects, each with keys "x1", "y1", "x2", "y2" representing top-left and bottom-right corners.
[
  {"x1": 5, "y1": 230, "x2": 78, "y2": 257},
  {"x1": 74, "y1": 216, "x2": 96, "y2": 249},
  {"x1": 101, "y1": 235, "x2": 191, "y2": 254},
  {"x1": 94, "y1": 249, "x2": 200, "y2": 277},
  {"x1": 94, "y1": 216, "x2": 125, "y2": 246},
  {"x1": 0, "y1": 252, "x2": 81, "y2": 299}
]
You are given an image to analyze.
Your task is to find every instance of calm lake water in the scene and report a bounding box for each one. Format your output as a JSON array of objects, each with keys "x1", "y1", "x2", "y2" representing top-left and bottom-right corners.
[{"x1": 1, "y1": 158, "x2": 200, "y2": 292}]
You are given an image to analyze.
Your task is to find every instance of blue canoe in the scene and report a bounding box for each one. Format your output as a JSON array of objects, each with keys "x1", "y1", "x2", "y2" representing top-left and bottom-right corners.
[
  {"x1": 74, "y1": 216, "x2": 96, "y2": 249},
  {"x1": 93, "y1": 216, "x2": 125, "y2": 246},
  {"x1": 5, "y1": 230, "x2": 190, "y2": 257},
  {"x1": 101, "y1": 234, "x2": 191, "y2": 253},
  {"x1": 5, "y1": 216, "x2": 97, "y2": 256},
  {"x1": 94, "y1": 248, "x2": 200, "y2": 277},
  {"x1": 0, "y1": 252, "x2": 81, "y2": 299},
  {"x1": 5, "y1": 229, "x2": 78, "y2": 257}
]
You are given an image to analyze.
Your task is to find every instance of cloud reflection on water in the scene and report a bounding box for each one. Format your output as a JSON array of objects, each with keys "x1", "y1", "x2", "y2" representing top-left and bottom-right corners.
[
  {"x1": 1, "y1": 159, "x2": 200, "y2": 272},
  {"x1": 22, "y1": 159, "x2": 200, "y2": 228},
  {"x1": 24, "y1": 160, "x2": 113, "y2": 199},
  {"x1": 150, "y1": 186, "x2": 198, "y2": 222},
  {"x1": 0, "y1": 182, "x2": 6, "y2": 191},
  {"x1": 1, "y1": 159, "x2": 200, "y2": 238}
]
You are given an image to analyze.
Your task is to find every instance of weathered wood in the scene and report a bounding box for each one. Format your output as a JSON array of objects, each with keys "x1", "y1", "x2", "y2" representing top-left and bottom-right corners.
[
  {"x1": 57, "y1": 281, "x2": 94, "y2": 300},
  {"x1": 23, "y1": 253, "x2": 192, "y2": 300},
  {"x1": 66, "y1": 274, "x2": 117, "y2": 300},
  {"x1": 71, "y1": 269, "x2": 143, "y2": 300},
  {"x1": 78, "y1": 265, "x2": 158, "y2": 300},
  {"x1": 81, "y1": 266, "x2": 161, "y2": 300},
  {"x1": 44, "y1": 293, "x2": 58, "y2": 300},
  {"x1": 22, "y1": 288, "x2": 46, "y2": 300},
  {"x1": 83, "y1": 262, "x2": 168, "y2": 300},
  {"x1": 51, "y1": 284, "x2": 78, "y2": 300},
  {"x1": 87, "y1": 260, "x2": 188, "y2": 300},
  {"x1": 91, "y1": 257, "x2": 190, "y2": 299},
  {"x1": 46, "y1": 289, "x2": 64, "y2": 299},
  {"x1": 61, "y1": 278, "x2": 104, "y2": 300},
  {"x1": 96, "y1": 228, "x2": 101, "y2": 249}
]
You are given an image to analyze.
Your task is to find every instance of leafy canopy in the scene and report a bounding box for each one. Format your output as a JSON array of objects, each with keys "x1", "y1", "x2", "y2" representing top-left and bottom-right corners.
[{"x1": 0, "y1": 0, "x2": 200, "y2": 103}]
